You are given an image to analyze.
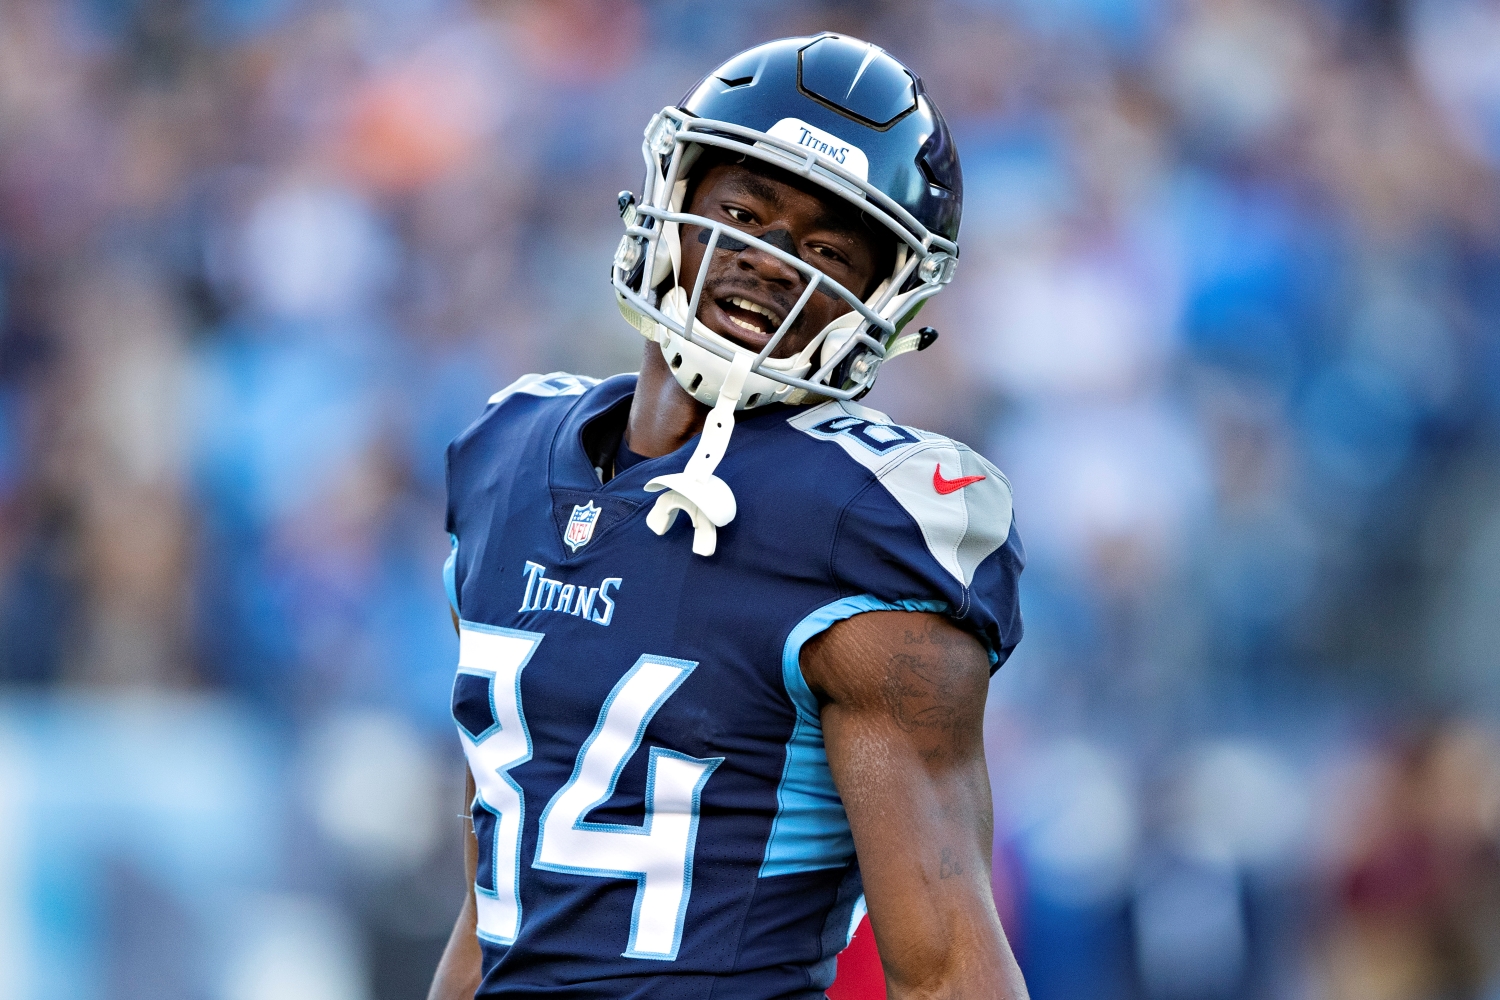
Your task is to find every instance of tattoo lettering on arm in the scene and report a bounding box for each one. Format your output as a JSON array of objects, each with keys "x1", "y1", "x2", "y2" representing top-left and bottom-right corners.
[
  {"x1": 878, "y1": 620, "x2": 986, "y2": 759},
  {"x1": 939, "y1": 847, "x2": 964, "y2": 879},
  {"x1": 883, "y1": 654, "x2": 959, "y2": 731}
]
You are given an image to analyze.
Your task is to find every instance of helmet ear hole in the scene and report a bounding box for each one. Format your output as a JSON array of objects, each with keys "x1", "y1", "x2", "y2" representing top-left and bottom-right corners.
[
  {"x1": 690, "y1": 373, "x2": 703, "y2": 392},
  {"x1": 746, "y1": 393, "x2": 760, "y2": 407},
  {"x1": 671, "y1": 354, "x2": 683, "y2": 370}
]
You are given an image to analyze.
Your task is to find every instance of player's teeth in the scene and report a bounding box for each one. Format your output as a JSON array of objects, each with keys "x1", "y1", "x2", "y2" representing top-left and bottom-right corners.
[
  {"x1": 728, "y1": 315, "x2": 763, "y2": 334},
  {"x1": 729, "y1": 297, "x2": 779, "y2": 324}
]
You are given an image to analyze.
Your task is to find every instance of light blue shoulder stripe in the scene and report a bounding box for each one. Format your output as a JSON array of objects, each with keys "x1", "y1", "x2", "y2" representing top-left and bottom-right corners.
[
  {"x1": 760, "y1": 595, "x2": 948, "y2": 877},
  {"x1": 444, "y1": 534, "x2": 460, "y2": 616}
]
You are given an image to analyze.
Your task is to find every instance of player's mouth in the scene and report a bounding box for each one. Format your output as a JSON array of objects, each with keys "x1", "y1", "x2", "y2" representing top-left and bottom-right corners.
[{"x1": 713, "y1": 295, "x2": 785, "y2": 341}]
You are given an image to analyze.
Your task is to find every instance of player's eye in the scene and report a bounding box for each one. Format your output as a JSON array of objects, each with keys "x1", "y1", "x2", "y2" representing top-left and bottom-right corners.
[
  {"x1": 724, "y1": 206, "x2": 756, "y2": 225},
  {"x1": 809, "y1": 243, "x2": 849, "y2": 267}
]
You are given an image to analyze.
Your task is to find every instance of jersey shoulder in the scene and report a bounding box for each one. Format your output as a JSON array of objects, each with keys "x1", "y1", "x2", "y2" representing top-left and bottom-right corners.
[
  {"x1": 486, "y1": 371, "x2": 600, "y2": 407},
  {"x1": 446, "y1": 372, "x2": 605, "y2": 535},
  {"x1": 785, "y1": 399, "x2": 1015, "y2": 590},
  {"x1": 450, "y1": 371, "x2": 601, "y2": 457}
]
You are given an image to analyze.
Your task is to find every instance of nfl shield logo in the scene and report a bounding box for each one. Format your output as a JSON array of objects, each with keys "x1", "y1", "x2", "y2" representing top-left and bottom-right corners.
[{"x1": 564, "y1": 501, "x2": 601, "y2": 552}]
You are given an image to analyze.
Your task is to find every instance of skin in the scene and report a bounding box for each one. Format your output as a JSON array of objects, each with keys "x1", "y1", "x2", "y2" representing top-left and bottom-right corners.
[{"x1": 430, "y1": 163, "x2": 1029, "y2": 1000}]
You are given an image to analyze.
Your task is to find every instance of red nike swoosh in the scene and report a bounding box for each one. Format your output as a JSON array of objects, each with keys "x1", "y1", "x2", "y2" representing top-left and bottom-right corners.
[{"x1": 933, "y1": 464, "x2": 986, "y2": 495}]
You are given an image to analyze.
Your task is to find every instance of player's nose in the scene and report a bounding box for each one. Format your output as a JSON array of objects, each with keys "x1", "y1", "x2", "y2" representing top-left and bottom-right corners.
[{"x1": 735, "y1": 229, "x2": 801, "y2": 288}]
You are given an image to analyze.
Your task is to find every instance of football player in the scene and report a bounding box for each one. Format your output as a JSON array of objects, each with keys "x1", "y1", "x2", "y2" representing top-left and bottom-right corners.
[{"x1": 429, "y1": 34, "x2": 1028, "y2": 999}]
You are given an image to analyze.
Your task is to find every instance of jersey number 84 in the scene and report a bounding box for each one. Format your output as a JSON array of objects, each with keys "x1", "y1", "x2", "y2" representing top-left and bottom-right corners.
[{"x1": 451, "y1": 621, "x2": 724, "y2": 961}]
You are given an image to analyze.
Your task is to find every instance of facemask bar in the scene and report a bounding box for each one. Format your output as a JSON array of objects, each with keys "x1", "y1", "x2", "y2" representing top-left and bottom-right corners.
[
  {"x1": 613, "y1": 108, "x2": 958, "y2": 400},
  {"x1": 680, "y1": 225, "x2": 833, "y2": 373},
  {"x1": 638, "y1": 208, "x2": 898, "y2": 387},
  {"x1": 672, "y1": 113, "x2": 957, "y2": 259}
]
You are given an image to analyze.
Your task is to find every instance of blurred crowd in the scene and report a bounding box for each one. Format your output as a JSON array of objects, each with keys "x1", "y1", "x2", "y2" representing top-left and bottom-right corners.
[{"x1": 0, "y1": 0, "x2": 1498, "y2": 997}]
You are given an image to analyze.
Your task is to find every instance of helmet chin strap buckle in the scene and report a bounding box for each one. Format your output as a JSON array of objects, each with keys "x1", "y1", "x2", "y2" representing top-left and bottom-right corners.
[{"x1": 644, "y1": 349, "x2": 753, "y2": 556}]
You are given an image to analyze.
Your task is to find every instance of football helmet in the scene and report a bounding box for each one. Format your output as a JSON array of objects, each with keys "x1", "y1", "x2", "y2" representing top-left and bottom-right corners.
[{"x1": 613, "y1": 34, "x2": 964, "y2": 555}]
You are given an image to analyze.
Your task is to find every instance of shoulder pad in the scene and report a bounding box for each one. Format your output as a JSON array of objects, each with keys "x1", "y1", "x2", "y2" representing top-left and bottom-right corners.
[
  {"x1": 487, "y1": 372, "x2": 599, "y2": 406},
  {"x1": 790, "y1": 401, "x2": 1013, "y2": 587}
]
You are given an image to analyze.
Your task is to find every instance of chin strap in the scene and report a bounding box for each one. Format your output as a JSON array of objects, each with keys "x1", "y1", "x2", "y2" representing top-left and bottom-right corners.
[{"x1": 643, "y1": 350, "x2": 752, "y2": 556}]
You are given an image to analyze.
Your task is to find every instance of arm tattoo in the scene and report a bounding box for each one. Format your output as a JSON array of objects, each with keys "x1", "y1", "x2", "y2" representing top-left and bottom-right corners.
[
  {"x1": 882, "y1": 653, "x2": 961, "y2": 734},
  {"x1": 879, "y1": 621, "x2": 982, "y2": 757}
]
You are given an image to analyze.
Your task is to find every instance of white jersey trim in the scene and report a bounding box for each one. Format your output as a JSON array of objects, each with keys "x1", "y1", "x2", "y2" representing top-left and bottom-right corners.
[
  {"x1": 488, "y1": 372, "x2": 600, "y2": 406},
  {"x1": 789, "y1": 401, "x2": 1014, "y2": 587}
]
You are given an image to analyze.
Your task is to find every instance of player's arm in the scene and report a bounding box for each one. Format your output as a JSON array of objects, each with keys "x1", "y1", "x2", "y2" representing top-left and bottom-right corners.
[
  {"x1": 427, "y1": 763, "x2": 482, "y2": 999},
  {"x1": 803, "y1": 610, "x2": 1029, "y2": 1000}
]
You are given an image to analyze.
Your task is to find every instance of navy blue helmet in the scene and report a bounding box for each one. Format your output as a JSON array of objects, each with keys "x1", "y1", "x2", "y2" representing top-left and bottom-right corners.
[
  {"x1": 682, "y1": 34, "x2": 963, "y2": 244},
  {"x1": 613, "y1": 34, "x2": 964, "y2": 411}
]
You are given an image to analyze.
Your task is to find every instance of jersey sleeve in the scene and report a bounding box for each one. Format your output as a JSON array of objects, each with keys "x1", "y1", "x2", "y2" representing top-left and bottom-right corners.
[{"x1": 829, "y1": 440, "x2": 1024, "y2": 669}]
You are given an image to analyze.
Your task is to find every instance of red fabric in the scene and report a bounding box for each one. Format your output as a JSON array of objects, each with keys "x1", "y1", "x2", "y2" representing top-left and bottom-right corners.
[{"x1": 827, "y1": 916, "x2": 886, "y2": 1000}]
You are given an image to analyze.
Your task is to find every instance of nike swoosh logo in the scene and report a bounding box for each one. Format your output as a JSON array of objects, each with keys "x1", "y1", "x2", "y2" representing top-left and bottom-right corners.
[{"x1": 933, "y1": 464, "x2": 986, "y2": 495}]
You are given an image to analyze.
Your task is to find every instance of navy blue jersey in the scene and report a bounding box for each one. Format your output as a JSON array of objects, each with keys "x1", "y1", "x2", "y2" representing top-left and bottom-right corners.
[{"x1": 444, "y1": 372, "x2": 1023, "y2": 999}]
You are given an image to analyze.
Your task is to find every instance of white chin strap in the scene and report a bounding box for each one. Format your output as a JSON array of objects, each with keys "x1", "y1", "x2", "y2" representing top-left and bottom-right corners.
[{"x1": 643, "y1": 350, "x2": 753, "y2": 557}]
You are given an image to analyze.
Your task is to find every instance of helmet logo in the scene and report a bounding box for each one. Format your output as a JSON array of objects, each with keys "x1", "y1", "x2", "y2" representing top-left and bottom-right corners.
[
  {"x1": 564, "y1": 501, "x2": 602, "y2": 552},
  {"x1": 766, "y1": 118, "x2": 869, "y2": 181}
]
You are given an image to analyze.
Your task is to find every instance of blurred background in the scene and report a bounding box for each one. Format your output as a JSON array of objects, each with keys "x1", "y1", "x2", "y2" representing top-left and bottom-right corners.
[{"x1": 1, "y1": 0, "x2": 1499, "y2": 997}]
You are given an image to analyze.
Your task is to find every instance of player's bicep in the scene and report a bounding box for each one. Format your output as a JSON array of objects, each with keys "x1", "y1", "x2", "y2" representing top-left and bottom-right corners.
[
  {"x1": 803, "y1": 611, "x2": 1006, "y2": 991},
  {"x1": 804, "y1": 610, "x2": 991, "y2": 772},
  {"x1": 813, "y1": 612, "x2": 994, "y2": 894}
]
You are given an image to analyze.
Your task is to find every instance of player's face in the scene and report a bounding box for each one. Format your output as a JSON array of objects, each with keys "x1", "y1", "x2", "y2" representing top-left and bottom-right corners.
[{"x1": 678, "y1": 162, "x2": 893, "y2": 360}]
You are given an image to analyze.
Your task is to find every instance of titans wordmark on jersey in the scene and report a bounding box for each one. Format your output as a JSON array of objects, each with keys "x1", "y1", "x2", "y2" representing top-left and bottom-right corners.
[{"x1": 444, "y1": 372, "x2": 1024, "y2": 999}]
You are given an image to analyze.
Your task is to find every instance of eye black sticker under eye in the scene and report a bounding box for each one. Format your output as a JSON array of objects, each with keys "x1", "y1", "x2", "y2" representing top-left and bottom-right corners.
[
  {"x1": 758, "y1": 229, "x2": 797, "y2": 254},
  {"x1": 697, "y1": 228, "x2": 799, "y2": 257},
  {"x1": 698, "y1": 228, "x2": 749, "y2": 252}
]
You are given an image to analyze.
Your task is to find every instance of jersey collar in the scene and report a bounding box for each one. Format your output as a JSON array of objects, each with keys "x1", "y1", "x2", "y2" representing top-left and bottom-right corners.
[
  {"x1": 548, "y1": 373, "x2": 798, "y2": 496},
  {"x1": 548, "y1": 374, "x2": 693, "y2": 494}
]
